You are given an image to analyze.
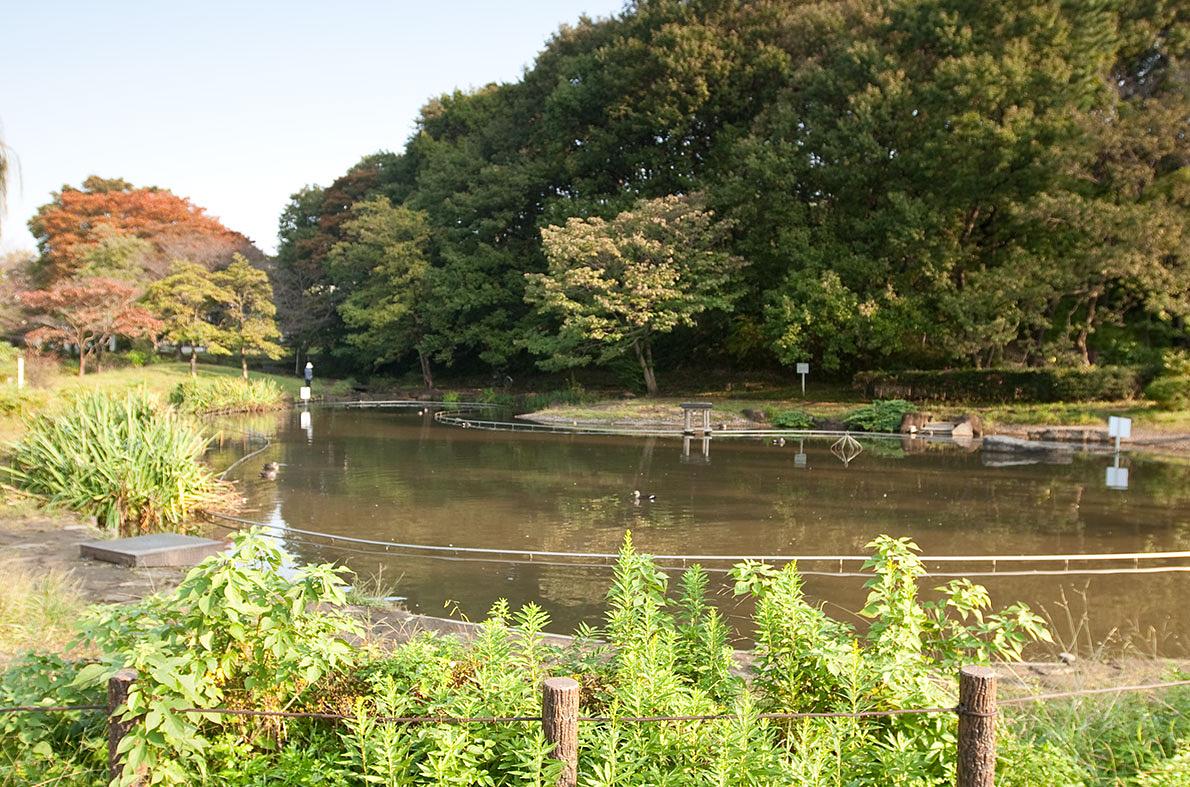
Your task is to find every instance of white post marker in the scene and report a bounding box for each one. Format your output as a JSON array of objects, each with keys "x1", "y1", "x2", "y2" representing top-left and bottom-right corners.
[
  {"x1": 16, "y1": 355, "x2": 24, "y2": 390},
  {"x1": 300, "y1": 386, "x2": 311, "y2": 401},
  {"x1": 796, "y1": 362, "x2": 810, "y2": 396},
  {"x1": 1107, "y1": 415, "x2": 1131, "y2": 453}
]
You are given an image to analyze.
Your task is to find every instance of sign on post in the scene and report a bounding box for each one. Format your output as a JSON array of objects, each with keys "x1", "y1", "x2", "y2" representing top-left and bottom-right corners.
[
  {"x1": 1107, "y1": 416, "x2": 1131, "y2": 452},
  {"x1": 300, "y1": 386, "x2": 311, "y2": 401},
  {"x1": 796, "y1": 362, "x2": 810, "y2": 396}
]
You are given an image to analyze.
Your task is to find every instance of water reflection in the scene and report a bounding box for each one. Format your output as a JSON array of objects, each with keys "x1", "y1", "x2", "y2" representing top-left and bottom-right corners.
[{"x1": 218, "y1": 409, "x2": 1190, "y2": 654}]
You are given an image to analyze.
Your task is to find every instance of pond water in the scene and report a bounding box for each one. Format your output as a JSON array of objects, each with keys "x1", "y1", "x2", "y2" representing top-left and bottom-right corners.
[{"x1": 213, "y1": 407, "x2": 1190, "y2": 654}]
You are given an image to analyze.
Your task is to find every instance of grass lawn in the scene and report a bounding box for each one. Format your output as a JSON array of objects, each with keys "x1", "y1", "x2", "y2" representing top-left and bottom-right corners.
[
  {"x1": 0, "y1": 361, "x2": 319, "y2": 442},
  {"x1": 53, "y1": 362, "x2": 308, "y2": 399}
]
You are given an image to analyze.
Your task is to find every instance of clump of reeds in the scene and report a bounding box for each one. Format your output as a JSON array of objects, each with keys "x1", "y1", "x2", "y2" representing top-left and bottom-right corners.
[
  {"x1": 3, "y1": 390, "x2": 235, "y2": 536},
  {"x1": 169, "y1": 377, "x2": 285, "y2": 415}
]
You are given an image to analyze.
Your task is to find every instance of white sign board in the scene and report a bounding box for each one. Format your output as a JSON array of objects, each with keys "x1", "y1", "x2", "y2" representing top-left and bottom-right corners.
[
  {"x1": 1107, "y1": 416, "x2": 1131, "y2": 439},
  {"x1": 300, "y1": 386, "x2": 311, "y2": 401},
  {"x1": 1105, "y1": 466, "x2": 1129, "y2": 490},
  {"x1": 796, "y1": 363, "x2": 810, "y2": 374},
  {"x1": 794, "y1": 452, "x2": 807, "y2": 467}
]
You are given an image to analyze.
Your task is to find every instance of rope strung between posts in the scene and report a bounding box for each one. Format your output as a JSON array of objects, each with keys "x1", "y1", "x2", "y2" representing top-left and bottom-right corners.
[
  {"x1": 7, "y1": 679, "x2": 1189, "y2": 722},
  {"x1": 212, "y1": 519, "x2": 1190, "y2": 579},
  {"x1": 208, "y1": 512, "x2": 1190, "y2": 568}
]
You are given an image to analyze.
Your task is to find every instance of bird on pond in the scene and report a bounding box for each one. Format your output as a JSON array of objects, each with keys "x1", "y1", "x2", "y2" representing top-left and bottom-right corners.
[
  {"x1": 260, "y1": 469, "x2": 278, "y2": 481},
  {"x1": 632, "y1": 490, "x2": 656, "y2": 503},
  {"x1": 262, "y1": 462, "x2": 280, "y2": 472}
]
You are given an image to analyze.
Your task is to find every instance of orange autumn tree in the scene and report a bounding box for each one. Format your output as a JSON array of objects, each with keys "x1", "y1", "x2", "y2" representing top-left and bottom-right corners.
[
  {"x1": 28, "y1": 176, "x2": 259, "y2": 283},
  {"x1": 22, "y1": 278, "x2": 162, "y2": 376}
]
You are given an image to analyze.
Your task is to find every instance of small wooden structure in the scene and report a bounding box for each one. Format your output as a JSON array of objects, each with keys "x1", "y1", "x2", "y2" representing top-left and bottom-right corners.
[{"x1": 680, "y1": 402, "x2": 714, "y2": 436}]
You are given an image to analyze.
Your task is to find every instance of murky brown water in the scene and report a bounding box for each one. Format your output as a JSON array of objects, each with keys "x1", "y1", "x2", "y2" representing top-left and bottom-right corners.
[{"x1": 213, "y1": 408, "x2": 1190, "y2": 654}]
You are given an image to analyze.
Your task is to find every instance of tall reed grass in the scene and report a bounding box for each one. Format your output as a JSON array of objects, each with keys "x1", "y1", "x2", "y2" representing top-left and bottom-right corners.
[
  {"x1": 169, "y1": 377, "x2": 285, "y2": 415},
  {"x1": 3, "y1": 391, "x2": 235, "y2": 536},
  {"x1": 0, "y1": 561, "x2": 85, "y2": 657}
]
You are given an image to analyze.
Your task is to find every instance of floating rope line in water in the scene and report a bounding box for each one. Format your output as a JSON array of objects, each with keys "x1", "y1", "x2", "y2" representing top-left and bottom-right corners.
[
  {"x1": 217, "y1": 521, "x2": 1190, "y2": 579},
  {"x1": 208, "y1": 513, "x2": 1190, "y2": 571}
]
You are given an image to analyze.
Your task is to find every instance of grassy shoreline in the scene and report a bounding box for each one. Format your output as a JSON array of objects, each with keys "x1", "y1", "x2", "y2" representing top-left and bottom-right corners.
[{"x1": 516, "y1": 395, "x2": 1190, "y2": 450}]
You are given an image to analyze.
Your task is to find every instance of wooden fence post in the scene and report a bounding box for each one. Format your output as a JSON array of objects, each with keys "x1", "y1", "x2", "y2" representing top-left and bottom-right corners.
[
  {"x1": 108, "y1": 668, "x2": 143, "y2": 786},
  {"x1": 542, "y1": 677, "x2": 579, "y2": 787},
  {"x1": 957, "y1": 665, "x2": 997, "y2": 787}
]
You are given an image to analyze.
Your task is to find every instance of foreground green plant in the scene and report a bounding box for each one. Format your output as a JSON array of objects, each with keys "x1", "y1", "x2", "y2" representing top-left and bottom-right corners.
[
  {"x1": 3, "y1": 390, "x2": 234, "y2": 535},
  {"x1": 168, "y1": 376, "x2": 285, "y2": 415},
  {"x1": 4, "y1": 530, "x2": 1118, "y2": 785}
]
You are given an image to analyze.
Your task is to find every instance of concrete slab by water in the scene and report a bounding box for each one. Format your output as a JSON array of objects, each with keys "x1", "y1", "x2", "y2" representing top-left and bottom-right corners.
[{"x1": 80, "y1": 533, "x2": 227, "y2": 568}]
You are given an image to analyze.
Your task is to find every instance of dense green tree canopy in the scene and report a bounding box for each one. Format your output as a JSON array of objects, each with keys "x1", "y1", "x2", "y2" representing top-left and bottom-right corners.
[{"x1": 274, "y1": 0, "x2": 1188, "y2": 387}]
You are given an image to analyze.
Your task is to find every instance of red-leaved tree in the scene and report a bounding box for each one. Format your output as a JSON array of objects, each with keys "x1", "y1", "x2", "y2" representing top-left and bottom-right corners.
[
  {"x1": 22, "y1": 278, "x2": 162, "y2": 376},
  {"x1": 28, "y1": 176, "x2": 260, "y2": 283}
]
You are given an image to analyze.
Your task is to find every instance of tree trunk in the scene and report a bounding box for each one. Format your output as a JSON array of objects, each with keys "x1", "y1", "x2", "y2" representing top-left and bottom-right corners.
[
  {"x1": 418, "y1": 350, "x2": 434, "y2": 389},
  {"x1": 633, "y1": 338, "x2": 658, "y2": 396},
  {"x1": 190, "y1": 351, "x2": 197, "y2": 377},
  {"x1": 241, "y1": 352, "x2": 248, "y2": 380},
  {"x1": 1076, "y1": 293, "x2": 1099, "y2": 367},
  {"x1": 78, "y1": 351, "x2": 86, "y2": 377}
]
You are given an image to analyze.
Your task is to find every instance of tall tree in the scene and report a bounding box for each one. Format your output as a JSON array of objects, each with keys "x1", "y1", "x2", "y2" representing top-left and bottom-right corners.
[
  {"x1": 29, "y1": 176, "x2": 260, "y2": 284},
  {"x1": 526, "y1": 194, "x2": 744, "y2": 394},
  {"x1": 21, "y1": 278, "x2": 160, "y2": 376},
  {"x1": 143, "y1": 261, "x2": 234, "y2": 376},
  {"x1": 327, "y1": 197, "x2": 438, "y2": 387},
  {"x1": 213, "y1": 255, "x2": 283, "y2": 379}
]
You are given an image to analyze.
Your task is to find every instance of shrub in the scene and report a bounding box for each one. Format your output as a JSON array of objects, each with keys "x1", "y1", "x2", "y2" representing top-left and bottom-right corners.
[
  {"x1": 327, "y1": 376, "x2": 361, "y2": 397},
  {"x1": 853, "y1": 366, "x2": 1143, "y2": 403},
  {"x1": 1145, "y1": 375, "x2": 1190, "y2": 411},
  {"x1": 843, "y1": 399, "x2": 917, "y2": 432},
  {"x1": 521, "y1": 386, "x2": 596, "y2": 412},
  {"x1": 169, "y1": 377, "x2": 285, "y2": 414},
  {"x1": 122, "y1": 348, "x2": 157, "y2": 367},
  {"x1": 2, "y1": 391, "x2": 234, "y2": 535},
  {"x1": 767, "y1": 408, "x2": 815, "y2": 429}
]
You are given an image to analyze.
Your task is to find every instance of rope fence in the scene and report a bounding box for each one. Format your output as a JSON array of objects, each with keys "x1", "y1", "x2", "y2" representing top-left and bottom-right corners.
[
  {"x1": 5, "y1": 672, "x2": 1189, "y2": 787},
  {"x1": 208, "y1": 514, "x2": 1190, "y2": 577}
]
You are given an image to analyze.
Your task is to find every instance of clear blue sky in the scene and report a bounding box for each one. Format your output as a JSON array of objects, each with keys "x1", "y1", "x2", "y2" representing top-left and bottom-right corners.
[{"x1": 0, "y1": 0, "x2": 626, "y2": 254}]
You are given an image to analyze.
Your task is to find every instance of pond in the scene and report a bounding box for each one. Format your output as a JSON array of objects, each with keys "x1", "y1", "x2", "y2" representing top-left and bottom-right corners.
[{"x1": 212, "y1": 407, "x2": 1190, "y2": 654}]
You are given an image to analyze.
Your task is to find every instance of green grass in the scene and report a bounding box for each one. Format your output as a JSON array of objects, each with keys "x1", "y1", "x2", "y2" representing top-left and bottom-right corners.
[
  {"x1": 53, "y1": 362, "x2": 306, "y2": 400},
  {"x1": 0, "y1": 561, "x2": 86, "y2": 658}
]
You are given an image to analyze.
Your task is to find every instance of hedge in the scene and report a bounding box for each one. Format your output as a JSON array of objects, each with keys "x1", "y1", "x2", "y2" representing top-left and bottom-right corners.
[
  {"x1": 851, "y1": 366, "x2": 1143, "y2": 403},
  {"x1": 1144, "y1": 375, "x2": 1190, "y2": 411}
]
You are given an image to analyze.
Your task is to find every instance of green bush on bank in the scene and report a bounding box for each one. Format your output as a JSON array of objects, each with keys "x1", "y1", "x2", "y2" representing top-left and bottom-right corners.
[
  {"x1": 169, "y1": 376, "x2": 285, "y2": 414},
  {"x1": 853, "y1": 366, "x2": 1143, "y2": 403},
  {"x1": 2, "y1": 391, "x2": 234, "y2": 536},
  {"x1": 1145, "y1": 376, "x2": 1190, "y2": 411},
  {"x1": 843, "y1": 399, "x2": 918, "y2": 432},
  {"x1": 767, "y1": 407, "x2": 815, "y2": 429}
]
